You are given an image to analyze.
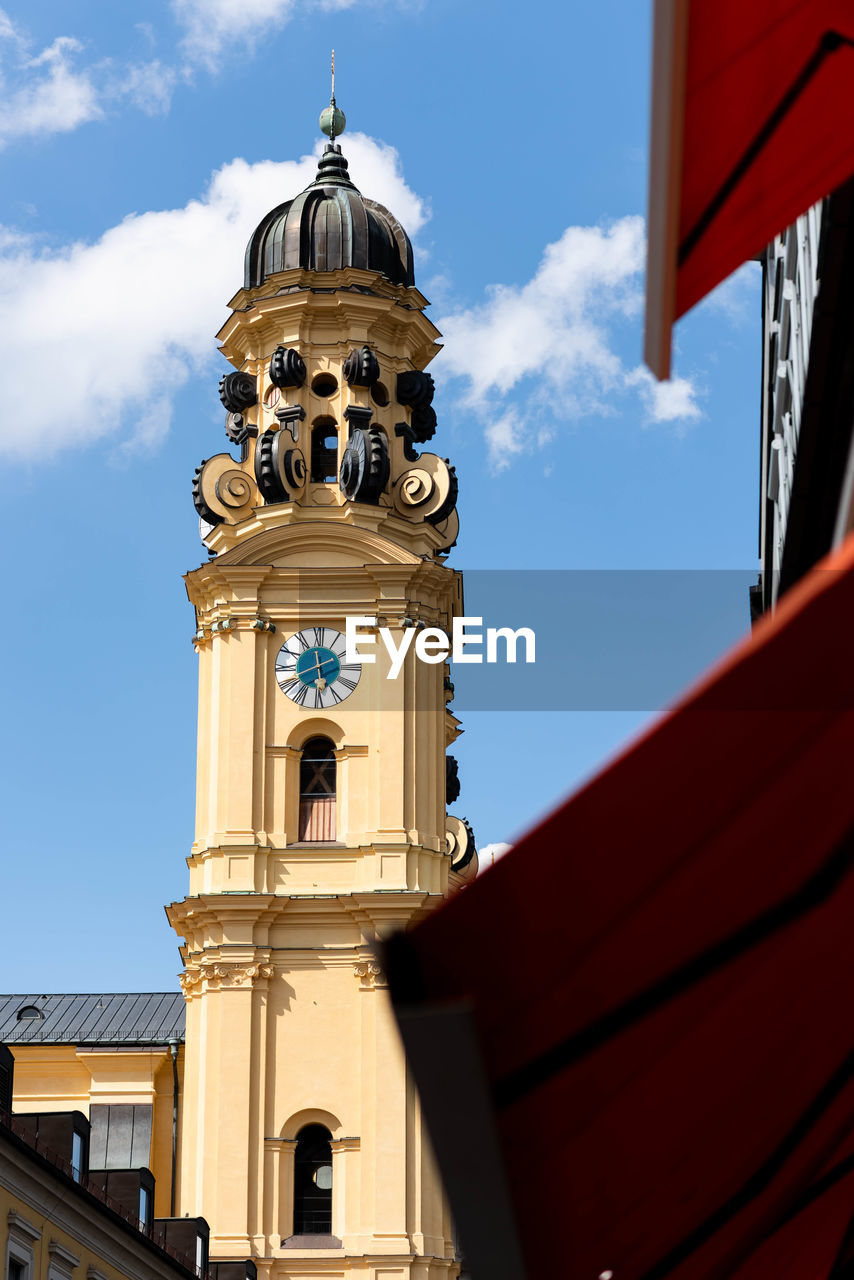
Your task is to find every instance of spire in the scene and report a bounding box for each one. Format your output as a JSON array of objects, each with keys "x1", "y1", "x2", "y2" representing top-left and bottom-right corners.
[
  {"x1": 314, "y1": 51, "x2": 356, "y2": 189},
  {"x1": 319, "y1": 50, "x2": 346, "y2": 144}
]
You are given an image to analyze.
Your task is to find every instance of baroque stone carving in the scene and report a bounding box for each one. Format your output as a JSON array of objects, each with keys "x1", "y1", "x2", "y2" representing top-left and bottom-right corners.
[
  {"x1": 339, "y1": 426, "x2": 389, "y2": 504},
  {"x1": 275, "y1": 404, "x2": 306, "y2": 442},
  {"x1": 269, "y1": 346, "x2": 306, "y2": 389},
  {"x1": 179, "y1": 963, "x2": 274, "y2": 997},
  {"x1": 446, "y1": 754, "x2": 460, "y2": 805},
  {"x1": 396, "y1": 369, "x2": 435, "y2": 408},
  {"x1": 353, "y1": 961, "x2": 385, "y2": 990},
  {"x1": 193, "y1": 455, "x2": 258, "y2": 525},
  {"x1": 392, "y1": 453, "x2": 457, "y2": 526},
  {"x1": 219, "y1": 371, "x2": 258, "y2": 413},
  {"x1": 343, "y1": 345, "x2": 380, "y2": 386},
  {"x1": 446, "y1": 815, "x2": 476, "y2": 876},
  {"x1": 224, "y1": 411, "x2": 257, "y2": 447},
  {"x1": 255, "y1": 430, "x2": 307, "y2": 504}
]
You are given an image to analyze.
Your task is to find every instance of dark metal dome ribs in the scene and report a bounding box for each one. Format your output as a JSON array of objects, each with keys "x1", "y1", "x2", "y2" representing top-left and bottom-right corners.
[{"x1": 244, "y1": 145, "x2": 414, "y2": 289}]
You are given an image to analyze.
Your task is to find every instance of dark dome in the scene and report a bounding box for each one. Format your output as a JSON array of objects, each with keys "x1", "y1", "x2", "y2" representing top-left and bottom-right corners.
[{"x1": 244, "y1": 145, "x2": 415, "y2": 289}]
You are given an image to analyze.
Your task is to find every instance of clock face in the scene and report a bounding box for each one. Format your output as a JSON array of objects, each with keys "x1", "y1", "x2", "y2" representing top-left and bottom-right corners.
[{"x1": 275, "y1": 627, "x2": 362, "y2": 708}]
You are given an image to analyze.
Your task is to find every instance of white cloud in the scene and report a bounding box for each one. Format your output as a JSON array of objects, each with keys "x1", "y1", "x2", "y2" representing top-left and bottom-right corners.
[
  {"x1": 0, "y1": 135, "x2": 427, "y2": 461},
  {"x1": 625, "y1": 365, "x2": 701, "y2": 426},
  {"x1": 172, "y1": 0, "x2": 342, "y2": 69},
  {"x1": 478, "y1": 842, "x2": 512, "y2": 873},
  {"x1": 113, "y1": 60, "x2": 179, "y2": 116},
  {"x1": 484, "y1": 414, "x2": 525, "y2": 472},
  {"x1": 0, "y1": 29, "x2": 101, "y2": 144},
  {"x1": 437, "y1": 217, "x2": 702, "y2": 468},
  {"x1": 0, "y1": 11, "x2": 176, "y2": 143},
  {"x1": 172, "y1": 0, "x2": 419, "y2": 70}
]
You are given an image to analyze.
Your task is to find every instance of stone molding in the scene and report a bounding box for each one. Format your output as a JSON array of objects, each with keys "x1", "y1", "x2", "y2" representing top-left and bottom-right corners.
[
  {"x1": 353, "y1": 961, "x2": 386, "y2": 990},
  {"x1": 179, "y1": 962, "x2": 274, "y2": 998},
  {"x1": 48, "y1": 1239, "x2": 81, "y2": 1271},
  {"x1": 7, "y1": 1210, "x2": 42, "y2": 1244}
]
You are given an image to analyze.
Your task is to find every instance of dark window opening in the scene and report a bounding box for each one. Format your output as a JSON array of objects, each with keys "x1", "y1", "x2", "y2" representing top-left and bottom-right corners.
[
  {"x1": 370, "y1": 380, "x2": 389, "y2": 406},
  {"x1": 9, "y1": 1259, "x2": 24, "y2": 1280},
  {"x1": 16, "y1": 1005, "x2": 43, "y2": 1021},
  {"x1": 299, "y1": 738, "x2": 336, "y2": 841},
  {"x1": 311, "y1": 372, "x2": 338, "y2": 398},
  {"x1": 293, "y1": 1124, "x2": 333, "y2": 1235},
  {"x1": 311, "y1": 418, "x2": 338, "y2": 482}
]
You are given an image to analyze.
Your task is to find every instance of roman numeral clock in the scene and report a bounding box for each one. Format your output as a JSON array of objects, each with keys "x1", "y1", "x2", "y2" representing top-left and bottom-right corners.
[{"x1": 275, "y1": 627, "x2": 362, "y2": 708}]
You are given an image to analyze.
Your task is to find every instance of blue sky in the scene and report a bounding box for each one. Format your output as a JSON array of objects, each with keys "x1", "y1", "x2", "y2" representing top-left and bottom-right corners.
[{"x1": 0, "y1": 0, "x2": 762, "y2": 990}]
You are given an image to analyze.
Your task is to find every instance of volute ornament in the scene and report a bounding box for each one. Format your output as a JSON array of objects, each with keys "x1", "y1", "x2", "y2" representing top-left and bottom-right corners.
[
  {"x1": 446, "y1": 754, "x2": 460, "y2": 805},
  {"x1": 446, "y1": 814, "x2": 477, "y2": 878},
  {"x1": 224, "y1": 411, "x2": 257, "y2": 447},
  {"x1": 392, "y1": 453, "x2": 457, "y2": 526},
  {"x1": 192, "y1": 454, "x2": 258, "y2": 524},
  {"x1": 269, "y1": 346, "x2": 307, "y2": 389},
  {"x1": 343, "y1": 344, "x2": 380, "y2": 387},
  {"x1": 219, "y1": 370, "x2": 258, "y2": 413},
  {"x1": 339, "y1": 426, "x2": 390, "y2": 503},
  {"x1": 255, "y1": 429, "x2": 307, "y2": 504},
  {"x1": 396, "y1": 369, "x2": 435, "y2": 408},
  {"x1": 432, "y1": 507, "x2": 459, "y2": 552}
]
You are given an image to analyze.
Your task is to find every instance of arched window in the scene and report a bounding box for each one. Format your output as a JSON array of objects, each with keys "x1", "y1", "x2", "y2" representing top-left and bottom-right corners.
[
  {"x1": 310, "y1": 418, "x2": 338, "y2": 482},
  {"x1": 293, "y1": 1124, "x2": 333, "y2": 1235},
  {"x1": 299, "y1": 738, "x2": 336, "y2": 841}
]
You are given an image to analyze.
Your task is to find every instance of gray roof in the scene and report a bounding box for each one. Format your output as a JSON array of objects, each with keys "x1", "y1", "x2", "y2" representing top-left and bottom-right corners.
[{"x1": 0, "y1": 994, "x2": 185, "y2": 1046}]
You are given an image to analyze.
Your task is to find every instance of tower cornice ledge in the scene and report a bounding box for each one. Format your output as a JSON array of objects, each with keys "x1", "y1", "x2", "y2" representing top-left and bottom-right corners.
[
  {"x1": 218, "y1": 269, "x2": 439, "y2": 372},
  {"x1": 197, "y1": 504, "x2": 454, "y2": 564}
]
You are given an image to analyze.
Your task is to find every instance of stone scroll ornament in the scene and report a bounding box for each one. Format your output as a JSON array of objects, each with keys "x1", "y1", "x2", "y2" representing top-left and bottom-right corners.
[
  {"x1": 446, "y1": 815, "x2": 477, "y2": 879},
  {"x1": 192, "y1": 455, "x2": 259, "y2": 526},
  {"x1": 343, "y1": 344, "x2": 380, "y2": 387},
  {"x1": 269, "y1": 346, "x2": 307, "y2": 389},
  {"x1": 219, "y1": 371, "x2": 258, "y2": 413},
  {"x1": 395, "y1": 371, "x2": 437, "y2": 459},
  {"x1": 392, "y1": 453, "x2": 458, "y2": 527},
  {"x1": 396, "y1": 369, "x2": 435, "y2": 408},
  {"x1": 339, "y1": 426, "x2": 390, "y2": 504},
  {"x1": 254, "y1": 430, "x2": 307, "y2": 504},
  {"x1": 446, "y1": 754, "x2": 460, "y2": 805}
]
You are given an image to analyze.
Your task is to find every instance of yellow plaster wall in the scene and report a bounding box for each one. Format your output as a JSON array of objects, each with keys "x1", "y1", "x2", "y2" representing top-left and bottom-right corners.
[{"x1": 170, "y1": 273, "x2": 462, "y2": 1278}]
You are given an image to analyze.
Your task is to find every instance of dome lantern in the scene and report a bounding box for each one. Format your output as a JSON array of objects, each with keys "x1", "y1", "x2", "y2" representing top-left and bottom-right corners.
[{"x1": 243, "y1": 79, "x2": 414, "y2": 289}]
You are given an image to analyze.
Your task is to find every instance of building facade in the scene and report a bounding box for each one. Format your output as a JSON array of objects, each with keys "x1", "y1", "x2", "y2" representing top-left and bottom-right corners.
[
  {"x1": 756, "y1": 178, "x2": 854, "y2": 613},
  {"x1": 0, "y1": 1044, "x2": 209, "y2": 1280},
  {"x1": 3, "y1": 109, "x2": 474, "y2": 1280}
]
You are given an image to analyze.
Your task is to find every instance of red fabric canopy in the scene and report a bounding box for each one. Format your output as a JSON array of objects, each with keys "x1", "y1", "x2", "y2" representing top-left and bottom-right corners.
[
  {"x1": 645, "y1": 0, "x2": 854, "y2": 378},
  {"x1": 387, "y1": 534, "x2": 854, "y2": 1280}
]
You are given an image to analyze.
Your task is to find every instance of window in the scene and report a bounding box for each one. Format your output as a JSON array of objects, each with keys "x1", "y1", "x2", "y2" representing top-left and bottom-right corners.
[
  {"x1": 311, "y1": 372, "x2": 338, "y2": 398},
  {"x1": 89, "y1": 1103, "x2": 153, "y2": 1170},
  {"x1": 299, "y1": 739, "x2": 336, "y2": 842},
  {"x1": 6, "y1": 1210, "x2": 40, "y2": 1280},
  {"x1": 71, "y1": 1130, "x2": 84, "y2": 1183},
  {"x1": 293, "y1": 1124, "x2": 333, "y2": 1235},
  {"x1": 310, "y1": 418, "x2": 338, "y2": 482},
  {"x1": 15, "y1": 1006, "x2": 43, "y2": 1022}
]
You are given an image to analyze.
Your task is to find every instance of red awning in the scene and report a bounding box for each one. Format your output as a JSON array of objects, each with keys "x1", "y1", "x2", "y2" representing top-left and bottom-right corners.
[
  {"x1": 645, "y1": 0, "x2": 854, "y2": 378},
  {"x1": 386, "y1": 533, "x2": 854, "y2": 1280}
]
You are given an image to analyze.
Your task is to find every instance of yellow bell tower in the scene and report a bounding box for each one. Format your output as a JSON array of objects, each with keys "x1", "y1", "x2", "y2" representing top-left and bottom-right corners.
[{"x1": 166, "y1": 96, "x2": 474, "y2": 1280}]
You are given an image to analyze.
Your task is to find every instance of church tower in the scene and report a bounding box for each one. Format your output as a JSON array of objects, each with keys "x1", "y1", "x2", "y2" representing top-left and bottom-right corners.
[{"x1": 166, "y1": 94, "x2": 475, "y2": 1280}]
